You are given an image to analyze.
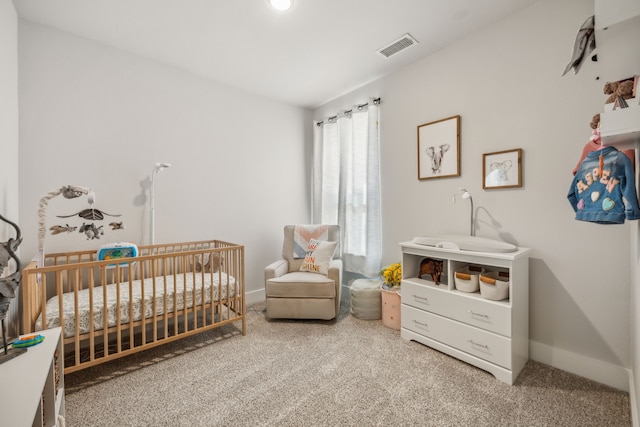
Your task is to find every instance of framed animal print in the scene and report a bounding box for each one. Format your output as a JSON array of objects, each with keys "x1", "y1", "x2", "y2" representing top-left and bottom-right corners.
[
  {"x1": 417, "y1": 115, "x2": 460, "y2": 180},
  {"x1": 482, "y1": 148, "x2": 522, "y2": 189}
]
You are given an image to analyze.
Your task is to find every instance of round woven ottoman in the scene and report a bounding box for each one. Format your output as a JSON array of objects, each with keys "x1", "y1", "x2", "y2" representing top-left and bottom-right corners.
[{"x1": 350, "y1": 279, "x2": 382, "y2": 320}]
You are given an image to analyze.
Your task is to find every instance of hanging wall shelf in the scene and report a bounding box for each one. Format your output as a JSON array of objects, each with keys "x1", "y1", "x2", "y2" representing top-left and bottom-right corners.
[
  {"x1": 600, "y1": 106, "x2": 640, "y2": 150},
  {"x1": 594, "y1": 0, "x2": 640, "y2": 151}
]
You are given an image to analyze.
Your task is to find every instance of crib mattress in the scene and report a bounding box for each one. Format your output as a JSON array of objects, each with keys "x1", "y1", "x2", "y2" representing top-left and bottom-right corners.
[{"x1": 36, "y1": 272, "x2": 237, "y2": 338}]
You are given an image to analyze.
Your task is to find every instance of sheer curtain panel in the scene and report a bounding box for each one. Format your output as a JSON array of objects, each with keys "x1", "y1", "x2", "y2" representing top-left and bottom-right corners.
[{"x1": 312, "y1": 100, "x2": 381, "y2": 277}]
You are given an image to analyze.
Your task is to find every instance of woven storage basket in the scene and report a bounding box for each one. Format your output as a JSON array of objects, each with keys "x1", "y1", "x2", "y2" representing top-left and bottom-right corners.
[
  {"x1": 479, "y1": 271, "x2": 510, "y2": 301},
  {"x1": 454, "y1": 265, "x2": 484, "y2": 293}
]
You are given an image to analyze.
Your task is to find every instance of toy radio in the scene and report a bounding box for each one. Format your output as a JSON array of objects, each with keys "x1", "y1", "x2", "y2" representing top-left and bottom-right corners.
[{"x1": 97, "y1": 242, "x2": 138, "y2": 267}]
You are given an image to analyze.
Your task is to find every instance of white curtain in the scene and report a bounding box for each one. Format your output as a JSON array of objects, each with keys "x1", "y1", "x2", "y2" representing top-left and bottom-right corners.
[{"x1": 312, "y1": 100, "x2": 381, "y2": 277}]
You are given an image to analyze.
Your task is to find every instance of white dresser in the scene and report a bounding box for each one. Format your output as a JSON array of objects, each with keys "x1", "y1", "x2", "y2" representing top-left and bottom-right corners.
[{"x1": 400, "y1": 241, "x2": 530, "y2": 384}]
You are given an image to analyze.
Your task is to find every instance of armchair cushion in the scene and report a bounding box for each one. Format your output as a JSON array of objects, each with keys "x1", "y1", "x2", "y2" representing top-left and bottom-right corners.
[
  {"x1": 300, "y1": 239, "x2": 338, "y2": 276},
  {"x1": 266, "y1": 272, "x2": 336, "y2": 298}
]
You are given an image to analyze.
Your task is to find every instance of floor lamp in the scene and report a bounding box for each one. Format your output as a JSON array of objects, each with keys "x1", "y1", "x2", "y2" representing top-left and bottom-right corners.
[{"x1": 150, "y1": 162, "x2": 171, "y2": 246}]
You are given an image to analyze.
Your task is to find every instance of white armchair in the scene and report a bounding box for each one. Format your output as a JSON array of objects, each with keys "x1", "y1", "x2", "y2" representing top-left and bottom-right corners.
[{"x1": 264, "y1": 225, "x2": 342, "y2": 320}]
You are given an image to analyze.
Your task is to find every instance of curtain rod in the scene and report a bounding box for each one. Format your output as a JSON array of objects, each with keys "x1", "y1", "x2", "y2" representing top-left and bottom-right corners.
[{"x1": 316, "y1": 97, "x2": 381, "y2": 127}]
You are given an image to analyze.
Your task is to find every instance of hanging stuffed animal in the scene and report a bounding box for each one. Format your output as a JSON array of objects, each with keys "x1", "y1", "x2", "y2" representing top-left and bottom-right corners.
[
  {"x1": 49, "y1": 224, "x2": 77, "y2": 235},
  {"x1": 79, "y1": 223, "x2": 104, "y2": 240},
  {"x1": 109, "y1": 222, "x2": 125, "y2": 230}
]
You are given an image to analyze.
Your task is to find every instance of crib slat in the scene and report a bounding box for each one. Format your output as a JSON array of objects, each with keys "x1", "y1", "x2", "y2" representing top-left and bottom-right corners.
[
  {"x1": 73, "y1": 268, "x2": 81, "y2": 367},
  {"x1": 88, "y1": 266, "x2": 95, "y2": 362},
  {"x1": 115, "y1": 265, "x2": 122, "y2": 354},
  {"x1": 151, "y1": 259, "x2": 158, "y2": 343},
  {"x1": 101, "y1": 266, "x2": 109, "y2": 359},
  {"x1": 140, "y1": 258, "x2": 146, "y2": 346},
  {"x1": 128, "y1": 263, "x2": 135, "y2": 352},
  {"x1": 164, "y1": 256, "x2": 170, "y2": 340}
]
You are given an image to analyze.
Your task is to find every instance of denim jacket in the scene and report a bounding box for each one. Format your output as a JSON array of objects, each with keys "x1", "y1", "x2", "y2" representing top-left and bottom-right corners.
[{"x1": 568, "y1": 146, "x2": 640, "y2": 224}]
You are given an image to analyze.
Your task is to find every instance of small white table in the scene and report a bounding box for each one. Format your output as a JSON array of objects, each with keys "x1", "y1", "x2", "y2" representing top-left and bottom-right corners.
[{"x1": 0, "y1": 327, "x2": 65, "y2": 426}]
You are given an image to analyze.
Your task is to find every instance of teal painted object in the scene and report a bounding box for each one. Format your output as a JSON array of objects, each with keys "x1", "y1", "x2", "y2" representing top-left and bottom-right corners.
[{"x1": 12, "y1": 334, "x2": 45, "y2": 348}]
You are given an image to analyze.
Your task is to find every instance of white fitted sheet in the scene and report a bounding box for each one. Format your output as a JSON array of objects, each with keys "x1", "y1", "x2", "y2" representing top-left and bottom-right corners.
[{"x1": 36, "y1": 272, "x2": 237, "y2": 338}]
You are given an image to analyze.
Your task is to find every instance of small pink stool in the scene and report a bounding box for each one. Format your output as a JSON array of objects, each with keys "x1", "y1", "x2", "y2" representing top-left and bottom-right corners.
[{"x1": 381, "y1": 289, "x2": 401, "y2": 330}]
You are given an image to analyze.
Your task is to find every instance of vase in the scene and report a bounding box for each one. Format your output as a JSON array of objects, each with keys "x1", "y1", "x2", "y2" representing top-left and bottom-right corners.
[{"x1": 381, "y1": 288, "x2": 401, "y2": 330}]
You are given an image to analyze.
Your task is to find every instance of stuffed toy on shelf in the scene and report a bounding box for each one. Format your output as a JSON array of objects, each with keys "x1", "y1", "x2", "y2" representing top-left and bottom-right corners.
[{"x1": 603, "y1": 78, "x2": 635, "y2": 105}]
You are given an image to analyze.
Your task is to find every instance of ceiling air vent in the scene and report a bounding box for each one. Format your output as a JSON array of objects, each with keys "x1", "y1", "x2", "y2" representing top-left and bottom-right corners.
[{"x1": 376, "y1": 33, "x2": 418, "y2": 58}]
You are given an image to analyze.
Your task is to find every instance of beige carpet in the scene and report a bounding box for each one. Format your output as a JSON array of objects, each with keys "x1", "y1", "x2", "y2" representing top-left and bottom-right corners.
[{"x1": 64, "y1": 289, "x2": 631, "y2": 426}]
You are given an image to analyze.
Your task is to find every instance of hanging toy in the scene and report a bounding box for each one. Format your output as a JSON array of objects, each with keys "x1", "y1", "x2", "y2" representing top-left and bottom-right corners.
[
  {"x1": 590, "y1": 113, "x2": 604, "y2": 177},
  {"x1": 596, "y1": 119, "x2": 604, "y2": 177},
  {"x1": 49, "y1": 224, "x2": 77, "y2": 235},
  {"x1": 57, "y1": 208, "x2": 121, "y2": 221},
  {"x1": 79, "y1": 223, "x2": 104, "y2": 240},
  {"x1": 109, "y1": 222, "x2": 125, "y2": 230},
  {"x1": 589, "y1": 114, "x2": 601, "y2": 143}
]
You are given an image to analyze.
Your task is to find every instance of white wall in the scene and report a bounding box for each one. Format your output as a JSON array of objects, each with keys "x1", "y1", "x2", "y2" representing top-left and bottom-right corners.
[
  {"x1": 17, "y1": 20, "x2": 312, "y2": 303},
  {"x1": 0, "y1": 0, "x2": 19, "y2": 338},
  {"x1": 315, "y1": 0, "x2": 634, "y2": 390},
  {"x1": 0, "y1": 0, "x2": 19, "y2": 231}
]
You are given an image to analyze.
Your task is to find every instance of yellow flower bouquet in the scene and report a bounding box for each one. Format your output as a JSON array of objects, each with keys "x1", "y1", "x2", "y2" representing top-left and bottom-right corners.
[{"x1": 381, "y1": 262, "x2": 402, "y2": 291}]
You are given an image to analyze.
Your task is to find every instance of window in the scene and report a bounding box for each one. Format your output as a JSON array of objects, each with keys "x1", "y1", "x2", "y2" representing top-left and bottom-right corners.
[{"x1": 312, "y1": 100, "x2": 381, "y2": 277}]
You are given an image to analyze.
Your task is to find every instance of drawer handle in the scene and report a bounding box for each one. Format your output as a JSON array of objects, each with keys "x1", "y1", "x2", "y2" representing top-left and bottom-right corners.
[
  {"x1": 468, "y1": 310, "x2": 489, "y2": 319},
  {"x1": 413, "y1": 320, "x2": 428, "y2": 328},
  {"x1": 412, "y1": 294, "x2": 428, "y2": 302},
  {"x1": 468, "y1": 340, "x2": 489, "y2": 349}
]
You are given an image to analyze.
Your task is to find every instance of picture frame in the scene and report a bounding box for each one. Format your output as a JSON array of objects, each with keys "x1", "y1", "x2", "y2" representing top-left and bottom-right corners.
[
  {"x1": 482, "y1": 148, "x2": 522, "y2": 189},
  {"x1": 417, "y1": 115, "x2": 460, "y2": 180}
]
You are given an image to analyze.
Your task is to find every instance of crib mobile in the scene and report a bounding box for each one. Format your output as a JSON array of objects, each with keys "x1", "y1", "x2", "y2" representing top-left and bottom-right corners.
[
  {"x1": 39, "y1": 185, "x2": 125, "y2": 248},
  {"x1": 56, "y1": 204, "x2": 122, "y2": 240}
]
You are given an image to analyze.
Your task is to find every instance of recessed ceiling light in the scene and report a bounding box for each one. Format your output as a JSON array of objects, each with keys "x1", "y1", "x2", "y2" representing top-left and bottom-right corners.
[{"x1": 269, "y1": 0, "x2": 293, "y2": 11}]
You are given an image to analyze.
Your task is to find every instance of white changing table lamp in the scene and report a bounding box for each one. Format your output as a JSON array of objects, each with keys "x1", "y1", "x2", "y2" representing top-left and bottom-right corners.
[
  {"x1": 458, "y1": 188, "x2": 474, "y2": 237},
  {"x1": 150, "y1": 162, "x2": 171, "y2": 246}
]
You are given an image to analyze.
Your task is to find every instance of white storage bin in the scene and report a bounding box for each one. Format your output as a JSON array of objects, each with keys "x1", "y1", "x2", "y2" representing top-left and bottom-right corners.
[
  {"x1": 454, "y1": 265, "x2": 484, "y2": 293},
  {"x1": 479, "y1": 271, "x2": 510, "y2": 301}
]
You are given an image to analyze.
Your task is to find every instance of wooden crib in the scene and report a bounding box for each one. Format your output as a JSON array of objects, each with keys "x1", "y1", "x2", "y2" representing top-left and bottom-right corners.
[{"x1": 21, "y1": 240, "x2": 245, "y2": 374}]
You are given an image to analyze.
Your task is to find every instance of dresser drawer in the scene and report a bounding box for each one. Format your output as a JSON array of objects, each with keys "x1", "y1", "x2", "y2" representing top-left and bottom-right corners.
[
  {"x1": 402, "y1": 305, "x2": 512, "y2": 369},
  {"x1": 402, "y1": 281, "x2": 511, "y2": 336}
]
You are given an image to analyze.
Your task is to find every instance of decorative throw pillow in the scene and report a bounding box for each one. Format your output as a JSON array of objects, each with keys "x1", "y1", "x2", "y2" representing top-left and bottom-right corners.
[
  {"x1": 300, "y1": 239, "x2": 338, "y2": 276},
  {"x1": 293, "y1": 224, "x2": 329, "y2": 259}
]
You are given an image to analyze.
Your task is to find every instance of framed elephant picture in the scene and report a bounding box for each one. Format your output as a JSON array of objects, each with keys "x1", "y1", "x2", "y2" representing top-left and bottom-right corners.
[
  {"x1": 482, "y1": 148, "x2": 522, "y2": 189},
  {"x1": 417, "y1": 115, "x2": 460, "y2": 180}
]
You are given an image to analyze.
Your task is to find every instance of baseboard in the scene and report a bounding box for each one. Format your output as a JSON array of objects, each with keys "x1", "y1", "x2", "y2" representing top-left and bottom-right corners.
[
  {"x1": 630, "y1": 369, "x2": 639, "y2": 427},
  {"x1": 246, "y1": 288, "x2": 265, "y2": 305},
  {"x1": 530, "y1": 340, "x2": 629, "y2": 392}
]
